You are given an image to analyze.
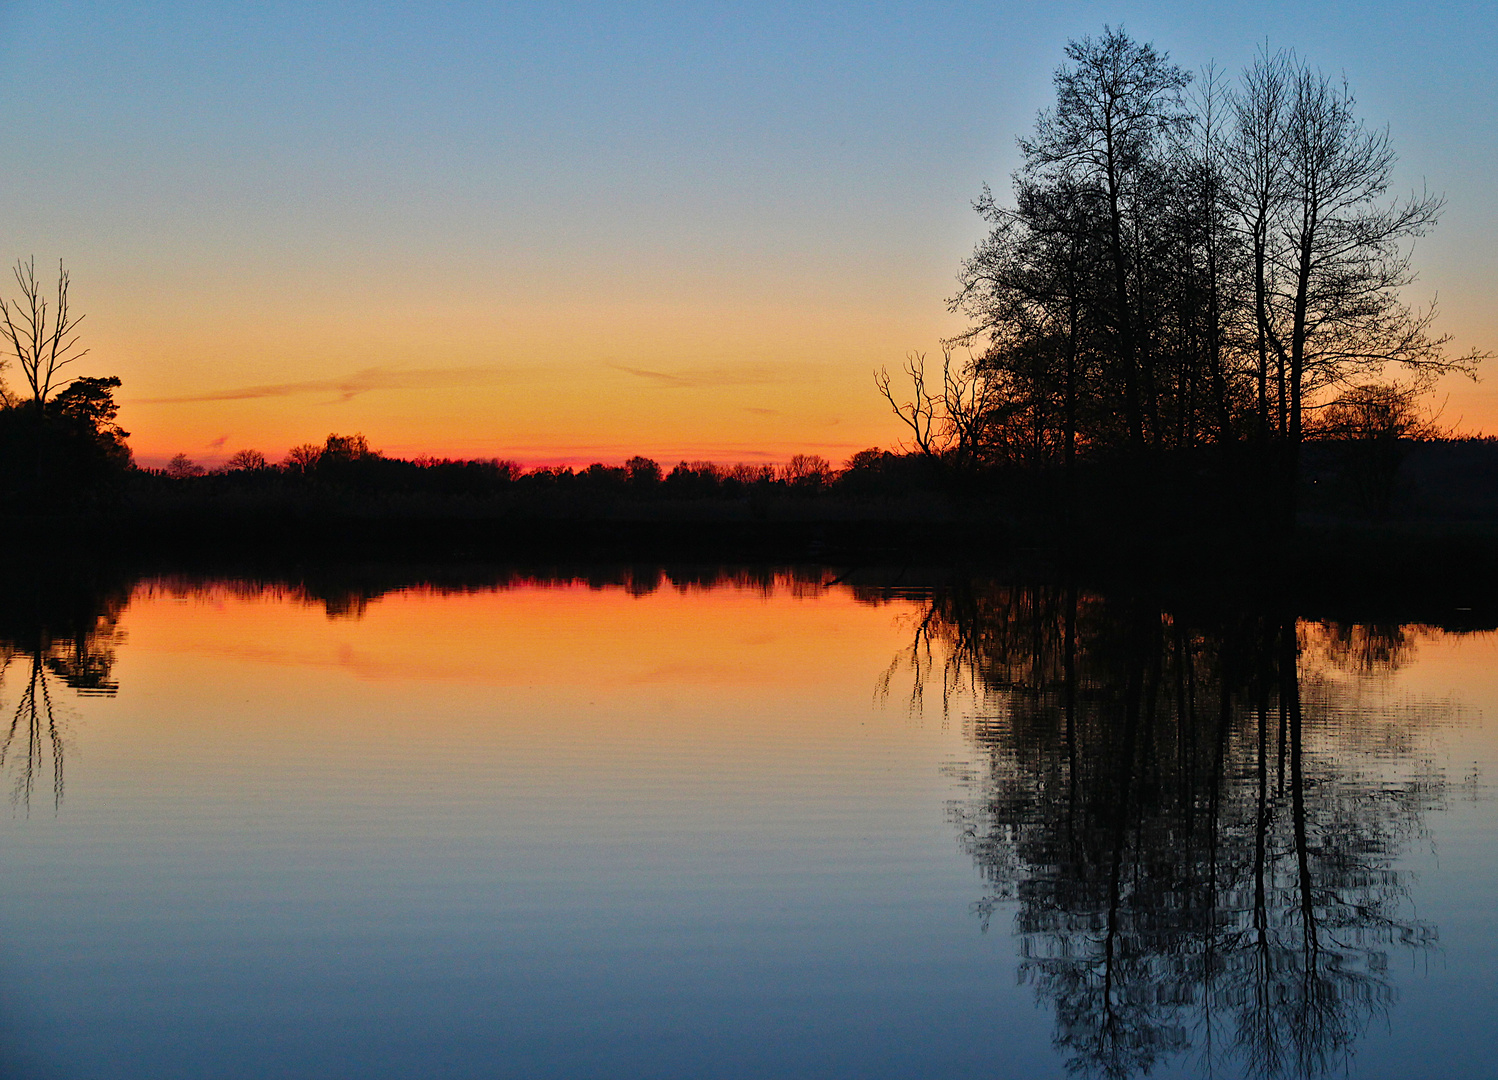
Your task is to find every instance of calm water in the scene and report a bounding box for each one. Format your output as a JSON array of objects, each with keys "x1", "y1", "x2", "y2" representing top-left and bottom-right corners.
[{"x1": 0, "y1": 570, "x2": 1494, "y2": 1079}]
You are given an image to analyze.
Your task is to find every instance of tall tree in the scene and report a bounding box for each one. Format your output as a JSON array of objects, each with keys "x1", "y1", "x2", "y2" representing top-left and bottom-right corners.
[
  {"x1": 1017, "y1": 27, "x2": 1190, "y2": 450},
  {"x1": 1272, "y1": 67, "x2": 1470, "y2": 484},
  {"x1": 1227, "y1": 46, "x2": 1294, "y2": 444},
  {"x1": 1170, "y1": 63, "x2": 1238, "y2": 449},
  {"x1": 952, "y1": 175, "x2": 1108, "y2": 475}
]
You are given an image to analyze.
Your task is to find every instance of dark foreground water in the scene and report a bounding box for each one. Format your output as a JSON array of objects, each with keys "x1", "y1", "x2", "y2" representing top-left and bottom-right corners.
[{"x1": 0, "y1": 570, "x2": 1493, "y2": 1079}]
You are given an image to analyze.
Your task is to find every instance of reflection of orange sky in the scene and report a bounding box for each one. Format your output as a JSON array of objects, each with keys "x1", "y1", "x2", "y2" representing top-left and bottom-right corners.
[
  {"x1": 1374, "y1": 629, "x2": 1498, "y2": 763},
  {"x1": 52, "y1": 585, "x2": 1498, "y2": 821},
  {"x1": 73, "y1": 582, "x2": 960, "y2": 816},
  {"x1": 122, "y1": 578, "x2": 922, "y2": 693},
  {"x1": 109, "y1": 583, "x2": 1498, "y2": 741},
  {"x1": 1284, "y1": 622, "x2": 1498, "y2": 766}
]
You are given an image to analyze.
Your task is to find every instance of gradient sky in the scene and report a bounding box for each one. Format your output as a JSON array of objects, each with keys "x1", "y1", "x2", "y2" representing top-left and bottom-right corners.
[{"x1": 0, "y1": 1, "x2": 1493, "y2": 467}]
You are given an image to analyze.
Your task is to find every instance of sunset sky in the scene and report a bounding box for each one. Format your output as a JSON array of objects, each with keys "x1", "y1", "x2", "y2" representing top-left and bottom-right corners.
[{"x1": 0, "y1": 1, "x2": 1493, "y2": 468}]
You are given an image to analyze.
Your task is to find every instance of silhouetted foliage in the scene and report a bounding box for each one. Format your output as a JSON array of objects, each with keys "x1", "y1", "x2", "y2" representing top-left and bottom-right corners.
[
  {"x1": 625, "y1": 455, "x2": 663, "y2": 487},
  {"x1": 0, "y1": 259, "x2": 134, "y2": 503},
  {"x1": 1306, "y1": 384, "x2": 1443, "y2": 514},
  {"x1": 0, "y1": 374, "x2": 133, "y2": 500},
  {"x1": 882, "y1": 28, "x2": 1485, "y2": 522}
]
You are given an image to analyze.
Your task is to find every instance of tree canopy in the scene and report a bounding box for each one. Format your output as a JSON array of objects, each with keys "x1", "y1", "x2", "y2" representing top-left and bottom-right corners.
[{"x1": 889, "y1": 28, "x2": 1483, "y2": 516}]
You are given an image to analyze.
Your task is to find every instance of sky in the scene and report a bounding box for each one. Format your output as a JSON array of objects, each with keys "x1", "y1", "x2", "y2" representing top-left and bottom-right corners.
[{"x1": 0, "y1": 1, "x2": 1493, "y2": 468}]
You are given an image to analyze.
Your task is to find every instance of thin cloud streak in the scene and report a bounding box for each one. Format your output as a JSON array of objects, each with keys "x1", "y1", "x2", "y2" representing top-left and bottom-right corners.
[
  {"x1": 139, "y1": 366, "x2": 518, "y2": 405},
  {"x1": 609, "y1": 363, "x2": 783, "y2": 389}
]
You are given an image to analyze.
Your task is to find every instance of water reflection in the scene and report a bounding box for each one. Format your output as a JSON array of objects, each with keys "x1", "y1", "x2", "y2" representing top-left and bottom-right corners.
[
  {"x1": 0, "y1": 574, "x2": 128, "y2": 810},
  {"x1": 140, "y1": 564, "x2": 839, "y2": 619},
  {"x1": 0, "y1": 565, "x2": 851, "y2": 809},
  {"x1": 890, "y1": 584, "x2": 1455, "y2": 1079},
  {"x1": 0, "y1": 566, "x2": 1489, "y2": 1078}
]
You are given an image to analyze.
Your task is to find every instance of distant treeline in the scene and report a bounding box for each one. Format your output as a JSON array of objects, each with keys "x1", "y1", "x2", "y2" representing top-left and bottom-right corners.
[
  {"x1": 144, "y1": 435, "x2": 940, "y2": 500},
  {"x1": 11, "y1": 405, "x2": 1498, "y2": 535},
  {"x1": 99, "y1": 429, "x2": 1498, "y2": 550}
]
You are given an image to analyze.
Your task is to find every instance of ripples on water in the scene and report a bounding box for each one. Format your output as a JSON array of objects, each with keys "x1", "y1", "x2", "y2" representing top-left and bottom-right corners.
[{"x1": 0, "y1": 568, "x2": 1491, "y2": 1079}]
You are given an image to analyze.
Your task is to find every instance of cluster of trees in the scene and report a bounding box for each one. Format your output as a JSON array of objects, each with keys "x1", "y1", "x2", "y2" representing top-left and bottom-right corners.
[
  {"x1": 883, "y1": 29, "x2": 1481, "y2": 510},
  {"x1": 0, "y1": 258, "x2": 131, "y2": 500},
  {"x1": 884, "y1": 582, "x2": 1449, "y2": 1078}
]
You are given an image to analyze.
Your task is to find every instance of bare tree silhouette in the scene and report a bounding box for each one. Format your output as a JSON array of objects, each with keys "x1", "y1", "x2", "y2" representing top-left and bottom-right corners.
[{"x1": 0, "y1": 257, "x2": 88, "y2": 411}]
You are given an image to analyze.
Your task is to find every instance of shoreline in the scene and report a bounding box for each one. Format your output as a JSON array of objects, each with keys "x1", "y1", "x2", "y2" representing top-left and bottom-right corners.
[{"x1": 5, "y1": 502, "x2": 1496, "y2": 628}]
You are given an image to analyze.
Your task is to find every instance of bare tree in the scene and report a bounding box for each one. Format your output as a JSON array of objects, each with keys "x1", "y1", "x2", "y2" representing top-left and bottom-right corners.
[
  {"x1": 876, "y1": 348, "x2": 1000, "y2": 471},
  {"x1": 1313, "y1": 382, "x2": 1443, "y2": 443},
  {"x1": 224, "y1": 449, "x2": 269, "y2": 471},
  {"x1": 1273, "y1": 67, "x2": 1479, "y2": 482},
  {"x1": 876, "y1": 352, "x2": 943, "y2": 458},
  {"x1": 1019, "y1": 27, "x2": 1191, "y2": 449},
  {"x1": 283, "y1": 444, "x2": 322, "y2": 472},
  {"x1": 1228, "y1": 46, "x2": 1295, "y2": 442},
  {"x1": 780, "y1": 453, "x2": 832, "y2": 488},
  {"x1": 165, "y1": 453, "x2": 205, "y2": 478},
  {"x1": 1311, "y1": 382, "x2": 1445, "y2": 514},
  {"x1": 952, "y1": 175, "x2": 1107, "y2": 475},
  {"x1": 0, "y1": 258, "x2": 88, "y2": 411},
  {"x1": 922, "y1": 28, "x2": 1482, "y2": 521},
  {"x1": 1174, "y1": 62, "x2": 1238, "y2": 447}
]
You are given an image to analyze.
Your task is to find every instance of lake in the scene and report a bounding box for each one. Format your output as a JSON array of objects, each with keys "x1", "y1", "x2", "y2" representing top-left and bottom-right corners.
[{"x1": 0, "y1": 569, "x2": 1493, "y2": 1079}]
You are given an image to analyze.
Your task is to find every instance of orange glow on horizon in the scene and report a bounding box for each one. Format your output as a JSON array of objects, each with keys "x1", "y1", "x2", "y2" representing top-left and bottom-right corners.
[
  {"x1": 90, "y1": 282, "x2": 953, "y2": 470},
  {"x1": 49, "y1": 242, "x2": 1498, "y2": 469}
]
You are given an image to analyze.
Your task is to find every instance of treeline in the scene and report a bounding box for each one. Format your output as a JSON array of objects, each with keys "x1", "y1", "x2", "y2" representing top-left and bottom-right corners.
[
  {"x1": 147, "y1": 434, "x2": 939, "y2": 500},
  {"x1": 882, "y1": 28, "x2": 1482, "y2": 510}
]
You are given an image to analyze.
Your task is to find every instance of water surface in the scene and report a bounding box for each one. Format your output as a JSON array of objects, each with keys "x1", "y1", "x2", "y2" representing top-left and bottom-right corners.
[{"x1": 0, "y1": 570, "x2": 1493, "y2": 1079}]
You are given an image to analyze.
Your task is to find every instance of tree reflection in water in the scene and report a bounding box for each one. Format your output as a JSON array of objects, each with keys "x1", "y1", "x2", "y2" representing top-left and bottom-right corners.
[
  {"x1": 885, "y1": 584, "x2": 1451, "y2": 1080},
  {"x1": 0, "y1": 577, "x2": 127, "y2": 811}
]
